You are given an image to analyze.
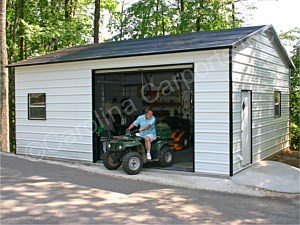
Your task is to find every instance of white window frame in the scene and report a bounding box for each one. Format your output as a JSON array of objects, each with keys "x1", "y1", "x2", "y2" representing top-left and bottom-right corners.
[
  {"x1": 28, "y1": 93, "x2": 46, "y2": 120},
  {"x1": 274, "y1": 91, "x2": 281, "y2": 118}
]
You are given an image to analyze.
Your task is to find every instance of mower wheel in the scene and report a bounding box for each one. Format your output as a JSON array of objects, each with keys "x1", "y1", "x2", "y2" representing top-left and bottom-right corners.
[
  {"x1": 103, "y1": 151, "x2": 121, "y2": 170},
  {"x1": 122, "y1": 152, "x2": 143, "y2": 175},
  {"x1": 180, "y1": 135, "x2": 189, "y2": 149},
  {"x1": 159, "y1": 146, "x2": 174, "y2": 167}
]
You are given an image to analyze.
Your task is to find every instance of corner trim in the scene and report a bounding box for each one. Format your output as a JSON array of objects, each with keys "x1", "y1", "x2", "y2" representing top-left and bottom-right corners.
[
  {"x1": 92, "y1": 70, "x2": 97, "y2": 163},
  {"x1": 229, "y1": 47, "x2": 233, "y2": 176}
]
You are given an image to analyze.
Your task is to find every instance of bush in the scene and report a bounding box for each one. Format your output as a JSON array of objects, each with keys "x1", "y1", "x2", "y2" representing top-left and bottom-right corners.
[{"x1": 290, "y1": 122, "x2": 300, "y2": 150}]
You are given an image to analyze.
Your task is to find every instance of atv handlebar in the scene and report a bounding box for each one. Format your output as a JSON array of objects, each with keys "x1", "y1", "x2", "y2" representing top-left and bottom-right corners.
[{"x1": 125, "y1": 129, "x2": 139, "y2": 137}]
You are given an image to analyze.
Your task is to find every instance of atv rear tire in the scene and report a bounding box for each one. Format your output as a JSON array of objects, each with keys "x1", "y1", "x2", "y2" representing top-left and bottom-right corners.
[
  {"x1": 103, "y1": 151, "x2": 121, "y2": 170},
  {"x1": 159, "y1": 146, "x2": 174, "y2": 167},
  {"x1": 122, "y1": 152, "x2": 143, "y2": 175}
]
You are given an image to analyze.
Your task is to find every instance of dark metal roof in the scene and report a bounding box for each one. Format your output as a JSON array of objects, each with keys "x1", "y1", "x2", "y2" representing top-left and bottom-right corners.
[{"x1": 8, "y1": 25, "x2": 294, "y2": 68}]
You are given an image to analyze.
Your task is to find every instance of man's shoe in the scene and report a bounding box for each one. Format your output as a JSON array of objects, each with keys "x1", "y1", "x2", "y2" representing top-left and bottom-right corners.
[{"x1": 147, "y1": 153, "x2": 152, "y2": 160}]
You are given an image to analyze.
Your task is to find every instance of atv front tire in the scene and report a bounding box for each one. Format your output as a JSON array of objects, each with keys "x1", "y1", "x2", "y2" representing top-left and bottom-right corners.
[
  {"x1": 103, "y1": 151, "x2": 121, "y2": 170},
  {"x1": 159, "y1": 146, "x2": 174, "y2": 167},
  {"x1": 122, "y1": 152, "x2": 143, "y2": 175}
]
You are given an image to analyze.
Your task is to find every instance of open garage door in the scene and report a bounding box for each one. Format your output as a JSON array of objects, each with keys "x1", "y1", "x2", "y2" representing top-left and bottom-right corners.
[{"x1": 92, "y1": 64, "x2": 194, "y2": 172}]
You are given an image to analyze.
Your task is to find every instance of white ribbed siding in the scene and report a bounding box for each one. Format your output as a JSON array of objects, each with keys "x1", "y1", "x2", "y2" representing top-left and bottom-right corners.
[
  {"x1": 15, "y1": 49, "x2": 231, "y2": 174},
  {"x1": 15, "y1": 67, "x2": 93, "y2": 161},
  {"x1": 194, "y1": 49, "x2": 230, "y2": 175},
  {"x1": 232, "y1": 32, "x2": 290, "y2": 173}
]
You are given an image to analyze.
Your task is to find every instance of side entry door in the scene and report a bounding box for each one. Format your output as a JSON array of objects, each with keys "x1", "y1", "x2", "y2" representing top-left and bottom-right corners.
[{"x1": 241, "y1": 90, "x2": 252, "y2": 167}]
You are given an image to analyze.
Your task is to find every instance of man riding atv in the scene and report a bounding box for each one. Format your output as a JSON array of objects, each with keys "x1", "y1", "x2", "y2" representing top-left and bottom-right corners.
[
  {"x1": 127, "y1": 109, "x2": 156, "y2": 160},
  {"x1": 102, "y1": 109, "x2": 174, "y2": 175}
]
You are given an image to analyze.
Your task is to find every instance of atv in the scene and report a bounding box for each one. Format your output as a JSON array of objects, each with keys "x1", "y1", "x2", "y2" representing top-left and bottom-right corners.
[{"x1": 103, "y1": 124, "x2": 174, "y2": 175}]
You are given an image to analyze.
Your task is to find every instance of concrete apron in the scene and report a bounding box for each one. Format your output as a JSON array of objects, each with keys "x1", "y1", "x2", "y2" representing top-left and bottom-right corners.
[
  {"x1": 1, "y1": 152, "x2": 299, "y2": 197},
  {"x1": 231, "y1": 161, "x2": 300, "y2": 194}
]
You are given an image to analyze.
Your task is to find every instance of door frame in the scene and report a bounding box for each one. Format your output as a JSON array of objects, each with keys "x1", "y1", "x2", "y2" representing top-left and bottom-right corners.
[{"x1": 241, "y1": 90, "x2": 253, "y2": 166}]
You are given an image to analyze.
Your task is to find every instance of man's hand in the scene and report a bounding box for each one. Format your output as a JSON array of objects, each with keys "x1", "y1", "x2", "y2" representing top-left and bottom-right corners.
[
  {"x1": 139, "y1": 128, "x2": 144, "y2": 132},
  {"x1": 127, "y1": 124, "x2": 135, "y2": 130}
]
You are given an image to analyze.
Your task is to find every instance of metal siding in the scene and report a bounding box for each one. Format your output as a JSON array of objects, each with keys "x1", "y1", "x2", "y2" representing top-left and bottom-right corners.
[
  {"x1": 15, "y1": 67, "x2": 93, "y2": 161},
  {"x1": 194, "y1": 49, "x2": 230, "y2": 175},
  {"x1": 232, "y1": 33, "x2": 290, "y2": 174},
  {"x1": 15, "y1": 49, "x2": 230, "y2": 175}
]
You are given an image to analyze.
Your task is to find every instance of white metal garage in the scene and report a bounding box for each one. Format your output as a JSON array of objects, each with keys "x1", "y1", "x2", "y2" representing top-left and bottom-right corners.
[{"x1": 9, "y1": 25, "x2": 294, "y2": 176}]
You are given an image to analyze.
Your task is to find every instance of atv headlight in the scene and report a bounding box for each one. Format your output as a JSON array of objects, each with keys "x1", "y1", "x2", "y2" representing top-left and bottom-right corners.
[
  {"x1": 118, "y1": 145, "x2": 123, "y2": 150},
  {"x1": 107, "y1": 143, "x2": 111, "y2": 149}
]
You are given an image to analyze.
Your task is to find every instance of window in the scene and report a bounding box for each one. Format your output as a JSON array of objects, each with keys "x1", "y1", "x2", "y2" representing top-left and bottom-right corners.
[
  {"x1": 28, "y1": 93, "x2": 46, "y2": 120},
  {"x1": 274, "y1": 91, "x2": 281, "y2": 117}
]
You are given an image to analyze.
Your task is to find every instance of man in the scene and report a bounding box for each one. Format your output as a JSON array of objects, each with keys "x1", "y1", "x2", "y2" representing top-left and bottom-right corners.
[{"x1": 127, "y1": 109, "x2": 156, "y2": 160}]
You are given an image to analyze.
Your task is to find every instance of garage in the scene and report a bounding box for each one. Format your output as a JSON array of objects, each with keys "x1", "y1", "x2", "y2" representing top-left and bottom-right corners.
[
  {"x1": 92, "y1": 64, "x2": 195, "y2": 172},
  {"x1": 9, "y1": 25, "x2": 293, "y2": 176}
]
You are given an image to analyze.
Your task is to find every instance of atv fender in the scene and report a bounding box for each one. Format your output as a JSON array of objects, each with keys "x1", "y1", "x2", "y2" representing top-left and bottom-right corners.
[{"x1": 151, "y1": 140, "x2": 171, "y2": 159}]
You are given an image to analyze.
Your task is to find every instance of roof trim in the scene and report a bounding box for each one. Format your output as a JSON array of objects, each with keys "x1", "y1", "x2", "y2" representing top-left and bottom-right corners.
[{"x1": 8, "y1": 45, "x2": 230, "y2": 68}]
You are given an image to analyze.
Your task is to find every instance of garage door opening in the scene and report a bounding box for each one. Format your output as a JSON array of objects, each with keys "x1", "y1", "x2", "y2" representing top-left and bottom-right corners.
[{"x1": 92, "y1": 64, "x2": 194, "y2": 172}]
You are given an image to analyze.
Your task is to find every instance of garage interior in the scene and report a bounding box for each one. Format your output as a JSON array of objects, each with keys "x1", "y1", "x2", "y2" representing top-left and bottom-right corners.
[{"x1": 92, "y1": 64, "x2": 194, "y2": 172}]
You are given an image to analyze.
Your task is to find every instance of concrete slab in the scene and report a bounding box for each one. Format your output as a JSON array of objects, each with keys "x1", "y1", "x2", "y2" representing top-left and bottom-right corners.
[{"x1": 231, "y1": 161, "x2": 300, "y2": 193}]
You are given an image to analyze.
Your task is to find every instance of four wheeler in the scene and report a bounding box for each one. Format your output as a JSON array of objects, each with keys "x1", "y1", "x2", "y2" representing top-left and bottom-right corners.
[{"x1": 103, "y1": 125, "x2": 174, "y2": 175}]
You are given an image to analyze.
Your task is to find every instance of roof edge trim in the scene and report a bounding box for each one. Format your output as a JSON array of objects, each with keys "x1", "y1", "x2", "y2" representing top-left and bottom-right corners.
[{"x1": 7, "y1": 46, "x2": 230, "y2": 68}]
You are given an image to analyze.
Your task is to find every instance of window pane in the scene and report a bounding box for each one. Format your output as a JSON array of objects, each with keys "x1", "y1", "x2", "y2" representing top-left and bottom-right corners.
[
  {"x1": 275, "y1": 105, "x2": 280, "y2": 116},
  {"x1": 274, "y1": 92, "x2": 280, "y2": 104},
  {"x1": 29, "y1": 107, "x2": 46, "y2": 119},
  {"x1": 274, "y1": 91, "x2": 281, "y2": 117},
  {"x1": 30, "y1": 93, "x2": 46, "y2": 105}
]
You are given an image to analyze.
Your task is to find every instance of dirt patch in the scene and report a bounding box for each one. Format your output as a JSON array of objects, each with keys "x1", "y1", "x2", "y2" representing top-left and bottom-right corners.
[{"x1": 267, "y1": 149, "x2": 300, "y2": 168}]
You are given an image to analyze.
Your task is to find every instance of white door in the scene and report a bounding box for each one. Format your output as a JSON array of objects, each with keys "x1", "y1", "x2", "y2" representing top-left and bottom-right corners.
[{"x1": 241, "y1": 90, "x2": 252, "y2": 166}]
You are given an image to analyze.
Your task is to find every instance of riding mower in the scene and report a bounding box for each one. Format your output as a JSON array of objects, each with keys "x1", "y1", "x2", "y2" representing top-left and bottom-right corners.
[
  {"x1": 162, "y1": 117, "x2": 191, "y2": 151},
  {"x1": 102, "y1": 124, "x2": 174, "y2": 175}
]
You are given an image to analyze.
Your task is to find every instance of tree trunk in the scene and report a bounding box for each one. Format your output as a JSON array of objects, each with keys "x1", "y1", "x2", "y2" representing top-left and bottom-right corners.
[
  {"x1": 196, "y1": 0, "x2": 203, "y2": 32},
  {"x1": 11, "y1": 0, "x2": 18, "y2": 62},
  {"x1": 231, "y1": 0, "x2": 235, "y2": 28},
  {"x1": 65, "y1": 0, "x2": 71, "y2": 19},
  {"x1": 0, "y1": 0, "x2": 10, "y2": 152},
  {"x1": 94, "y1": 0, "x2": 100, "y2": 43},
  {"x1": 19, "y1": 0, "x2": 24, "y2": 60},
  {"x1": 161, "y1": 0, "x2": 165, "y2": 35},
  {"x1": 180, "y1": 0, "x2": 184, "y2": 12},
  {"x1": 119, "y1": 1, "x2": 124, "y2": 41},
  {"x1": 155, "y1": 0, "x2": 159, "y2": 36}
]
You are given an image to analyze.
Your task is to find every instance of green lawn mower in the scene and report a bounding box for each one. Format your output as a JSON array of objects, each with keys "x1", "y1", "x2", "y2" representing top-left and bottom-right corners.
[{"x1": 103, "y1": 123, "x2": 174, "y2": 175}]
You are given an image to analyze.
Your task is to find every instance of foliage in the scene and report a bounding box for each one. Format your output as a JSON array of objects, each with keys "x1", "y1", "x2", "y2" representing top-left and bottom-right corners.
[
  {"x1": 290, "y1": 45, "x2": 300, "y2": 151},
  {"x1": 5, "y1": 0, "x2": 117, "y2": 152},
  {"x1": 108, "y1": 0, "x2": 249, "y2": 41},
  {"x1": 280, "y1": 28, "x2": 300, "y2": 151},
  {"x1": 6, "y1": 0, "x2": 91, "y2": 62}
]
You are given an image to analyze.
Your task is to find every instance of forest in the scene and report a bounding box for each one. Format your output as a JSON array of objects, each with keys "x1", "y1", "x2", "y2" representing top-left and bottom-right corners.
[{"x1": 0, "y1": 0, "x2": 299, "y2": 152}]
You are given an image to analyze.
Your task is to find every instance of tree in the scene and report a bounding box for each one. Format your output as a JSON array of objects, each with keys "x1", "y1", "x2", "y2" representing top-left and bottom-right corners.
[
  {"x1": 18, "y1": 0, "x2": 24, "y2": 60},
  {"x1": 280, "y1": 28, "x2": 300, "y2": 151},
  {"x1": 0, "y1": 0, "x2": 10, "y2": 152},
  {"x1": 108, "y1": 0, "x2": 248, "y2": 41},
  {"x1": 94, "y1": 0, "x2": 100, "y2": 43}
]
